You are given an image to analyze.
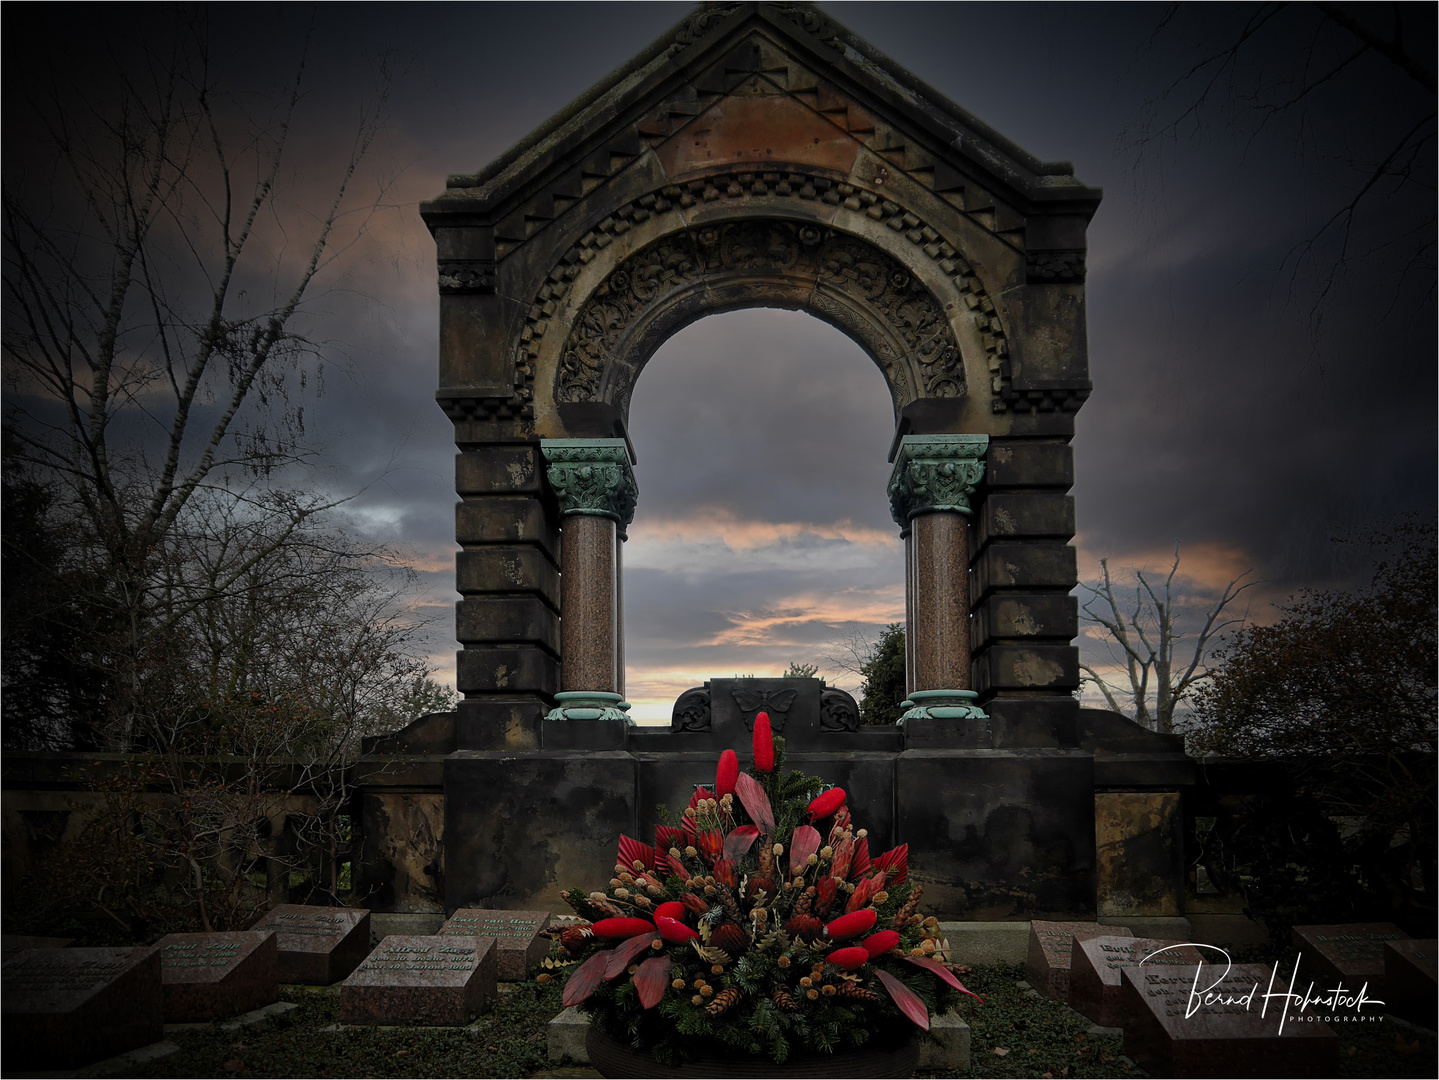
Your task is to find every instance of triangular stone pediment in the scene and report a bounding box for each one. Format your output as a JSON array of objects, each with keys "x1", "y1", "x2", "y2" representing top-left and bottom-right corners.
[{"x1": 429, "y1": 3, "x2": 1098, "y2": 258}]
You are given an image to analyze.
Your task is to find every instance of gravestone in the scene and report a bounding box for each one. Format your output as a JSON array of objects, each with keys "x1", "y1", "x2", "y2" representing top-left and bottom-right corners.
[
  {"x1": 249, "y1": 904, "x2": 371, "y2": 984},
  {"x1": 155, "y1": 931, "x2": 279, "y2": 1021},
  {"x1": 1292, "y1": 922, "x2": 1410, "y2": 998},
  {"x1": 341, "y1": 935, "x2": 496, "y2": 1026},
  {"x1": 1120, "y1": 962, "x2": 1338, "y2": 1078},
  {"x1": 1070, "y1": 936, "x2": 1206, "y2": 1027},
  {"x1": 1, "y1": 946, "x2": 163, "y2": 1069},
  {"x1": 1383, "y1": 939, "x2": 1436, "y2": 1026},
  {"x1": 1026, "y1": 920, "x2": 1132, "y2": 1000},
  {"x1": 438, "y1": 909, "x2": 550, "y2": 980},
  {"x1": 1, "y1": 935, "x2": 74, "y2": 959}
]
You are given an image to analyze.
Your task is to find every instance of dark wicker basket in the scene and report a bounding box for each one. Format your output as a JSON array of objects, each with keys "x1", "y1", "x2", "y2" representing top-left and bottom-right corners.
[{"x1": 585, "y1": 1024, "x2": 920, "y2": 1078}]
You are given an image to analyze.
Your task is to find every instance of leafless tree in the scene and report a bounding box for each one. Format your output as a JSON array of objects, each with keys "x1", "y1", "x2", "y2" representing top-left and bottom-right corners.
[
  {"x1": 1124, "y1": 2, "x2": 1435, "y2": 322},
  {"x1": 1079, "y1": 544, "x2": 1257, "y2": 733},
  {"x1": 2, "y1": 13, "x2": 399, "y2": 749}
]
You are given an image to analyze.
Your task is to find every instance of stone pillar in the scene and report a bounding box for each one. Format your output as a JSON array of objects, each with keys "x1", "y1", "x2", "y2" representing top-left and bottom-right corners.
[
  {"x1": 539, "y1": 439, "x2": 637, "y2": 739},
  {"x1": 887, "y1": 434, "x2": 988, "y2": 725}
]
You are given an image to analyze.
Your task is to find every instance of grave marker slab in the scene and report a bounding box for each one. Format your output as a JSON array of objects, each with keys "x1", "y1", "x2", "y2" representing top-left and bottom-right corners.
[
  {"x1": 1026, "y1": 920, "x2": 1132, "y2": 1000},
  {"x1": 439, "y1": 909, "x2": 550, "y2": 980},
  {"x1": 1, "y1": 935, "x2": 74, "y2": 959},
  {"x1": 1070, "y1": 936, "x2": 1206, "y2": 1027},
  {"x1": 1292, "y1": 922, "x2": 1409, "y2": 999},
  {"x1": 1383, "y1": 939, "x2": 1436, "y2": 1026},
  {"x1": 155, "y1": 931, "x2": 279, "y2": 1021},
  {"x1": 249, "y1": 904, "x2": 371, "y2": 984},
  {"x1": 1120, "y1": 962, "x2": 1338, "y2": 1078},
  {"x1": 1, "y1": 946, "x2": 163, "y2": 1069},
  {"x1": 341, "y1": 935, "x2": 496, "y2": 1026}
]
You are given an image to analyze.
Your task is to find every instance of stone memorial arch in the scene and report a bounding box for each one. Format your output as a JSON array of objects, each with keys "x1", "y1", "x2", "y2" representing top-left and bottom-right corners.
[{"x1": 420, "y1": 2, "x2": 1110, "y2": 918}]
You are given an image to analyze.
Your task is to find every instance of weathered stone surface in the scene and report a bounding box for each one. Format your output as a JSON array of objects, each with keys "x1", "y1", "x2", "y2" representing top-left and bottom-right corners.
[
  {"x1": 916, "y1": 1007, "x2": 971, "y2": 1070},
  {"x1": 973, "y1": 593, "x2": 1078, "y2": 648},
  {"x1": 1069, "y1": 935, "x2": 1204, "y2": 1027},
  {"x1": 456, "y1": 595, "x2": 559, "y2": 653},
  {"x1": 1292, "y1": 923, "x2": 1410, "y2": 999},
  {"x1": 155, "y1": 931, "x2": 279, "y2": 1022},
  {"x1": 341, "y1": 935, "x2": 496, "y2": 1026},
  {"x1": 984, "y1": 442, "x2": 1074, "y2": 488},
  {"x1": 1026, "y1": 921, "x2": 1130, "y2": 1000},
  {"x1": 248, "y1": 905, "x2": 371, "y2": 985},
  {"x1": 456, "y1": 645, "x2": 558, "y2": 695},
  {"x1": 548, "y1": 1004, "x2": 591, "y2": 1063},
  {"x1": 975, "y1": 492, "x2": 1075, "y2": 548},
  {"x1": 444, "y1": 750, "x2": 637, "y2": 912},
  {"x1": 1, "y1": 935, "x2": 73, "y2": 958},
  {"x1": 455, "y1": 497, "x2": 555, "y2": 555},
  {"x1": 1095, "y1": 792, "x2": 1185, "y2": 918},
  {"x1": 455, "y1": 547, "x2": 559, "y2": 607},
  {"x1": 973, "y1": 544, "x2": 1078, "y2": 598},
  {"x1": 2, "y1": 946, "x2": 163, "y2": 1069},
  {"x1": 1120, "y1": 963, "x2": 1338, "y2": 1078},
  {"x1": 357, "y1": 791, "x2": 445, "y2": 914},
  {"x1": 456, "y1": 447, "x2": 544, "y2": 495},
  {"x1": 973, "y1": 643, "x2": 1081, "y2": 693},
  {"x1": 898, "y1": 752, "x2": 1097, "y2": 918},
  {"x1": 439, "y1": 910, "x2": 550, "y2": 981},
  {"x1": 1382, "y1": 938, "x2": 1436, "y2": 1026}
]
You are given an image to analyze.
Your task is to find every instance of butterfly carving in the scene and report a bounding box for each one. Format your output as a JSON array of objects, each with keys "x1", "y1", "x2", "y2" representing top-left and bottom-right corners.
[{"x1": 731, "y1": 687, "x2": 798, "y2": 732}]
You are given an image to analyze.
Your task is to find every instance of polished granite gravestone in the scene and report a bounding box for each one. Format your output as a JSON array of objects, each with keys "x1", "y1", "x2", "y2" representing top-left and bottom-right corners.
[
  {"x1": 438, "y1": 909, "x2": 550, "y2": 981},
  {"x1": 1026, "y1": 920, "x2": 1132, "y2": 1000},
  {"x1": 341, "y1": 935, "x2": 496, "y2": 1025},
  {"x1": 1, "y1": 935, "x2": 74, "y2": 959},
  {"x1": 1070, "y1": 936, "x2": 1206, "y2": 1027},
  {"x1": 1, "y1": 946, "x2": 163, "y2": 1069},
  {"x1": 155, "y1": 931, "x2": 279, "y2": 1021},
  {"x1": 1292, "y1": 922, "x2": 1410, "y2": 999},
  {"x1": 1120, "y1": 962, "x2": 1338, "y2": 1078},
  {"x1": 248, "y1": 904, "x2": 371, "y2": 984},
  {"x1": 1383, "y1": 939, "x2": 1436, "y2": 1026}
]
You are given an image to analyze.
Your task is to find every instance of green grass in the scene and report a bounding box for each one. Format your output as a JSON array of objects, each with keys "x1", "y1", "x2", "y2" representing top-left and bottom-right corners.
[{"x1": 107, "y1": 963, "x2": 1437, "y2": 1079}]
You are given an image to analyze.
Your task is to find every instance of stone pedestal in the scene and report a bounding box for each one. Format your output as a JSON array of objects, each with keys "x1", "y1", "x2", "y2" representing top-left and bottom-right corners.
[
  {"x1": 248, "y1": 905, "x2": 371, "y2": 985},
  {"x1": 2, "y1": 946, "x2": 164, "y2": 1069},
  {"x1": 341, "y1": 935, "x2": 496, "y2": 1025},
  {"x1": 1026, "y1": 920, "x2": 1130, "y2": 1000},
  {"x1": 155, "y1": 931, "x2": 279, "y2": 1021}
]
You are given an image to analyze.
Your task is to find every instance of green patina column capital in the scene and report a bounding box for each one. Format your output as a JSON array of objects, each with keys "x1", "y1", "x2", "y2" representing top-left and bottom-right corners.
[
  {"x1": 540, "y1": 438, "x2": 638, "y2": 533},
  {"x1": 887, "y1": 433, "x2": 989, "y2": 529}
]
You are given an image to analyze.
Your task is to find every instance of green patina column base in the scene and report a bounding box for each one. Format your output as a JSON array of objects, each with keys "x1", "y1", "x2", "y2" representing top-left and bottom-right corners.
[
  {"x1": 898, "y1": 689, "x2": 989, "y2": 724},
  {"x1": 543, "y1": 691, "x2": 634, "y2": 724}
]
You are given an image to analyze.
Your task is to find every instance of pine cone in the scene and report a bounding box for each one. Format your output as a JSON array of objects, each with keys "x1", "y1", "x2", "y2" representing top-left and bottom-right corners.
[
  {"x1": 891, "y1": 884, "x2": 923, "y2": 928},
  {"x1": 559, "y1": 926, "x2": 591, "y2": 956},
  {"x1": 784, "y1": 914, "x2": 823, "y2": 940},
  {"x1": 758, "y1": 842, "x2": 775, "y2": 879},
  {"x1": 711, "y1": 922, "x2": 747, "y2": 955},
  {"x1": 589, "y1": 896, "x2": 627, "y2": 920},
  {"x1": 705, "y1": 987, "x2": 742, "y2": 1017},
  {"x1": 716, "y1": 883, "x2": 744, "y2": 925},
  {"x1": 793, "y1": 886, "x2": 815, "y2": 915},
  {"x1": 772, "y1": 987, "x2": 800, "y2": 1012},
  {"x1": 837, "y1": 982, "x2": 881, "y2": 1003}
]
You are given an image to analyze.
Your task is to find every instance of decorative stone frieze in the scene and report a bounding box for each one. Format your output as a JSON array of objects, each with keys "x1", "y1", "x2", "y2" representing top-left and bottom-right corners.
[
  {"x1": 438, "y1": 259, "x2": 496, "y2": 293},
  {"x1": 888, "y1": 434, "x2": 989, "y2": 528},
  {"x1": 539, "y1": 439, "x2": 637, "y2": 534}
]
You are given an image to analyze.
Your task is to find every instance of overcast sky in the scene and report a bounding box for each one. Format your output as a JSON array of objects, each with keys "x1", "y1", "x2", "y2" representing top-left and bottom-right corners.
[{"x1": 8, "y1": 3, "x2": 1435, "y2": 721}]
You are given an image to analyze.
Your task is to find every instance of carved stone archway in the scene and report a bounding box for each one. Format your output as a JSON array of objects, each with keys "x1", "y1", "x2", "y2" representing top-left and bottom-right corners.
[{"x1": 423, "y1": 2, "x2": 1104, "y2": 918}]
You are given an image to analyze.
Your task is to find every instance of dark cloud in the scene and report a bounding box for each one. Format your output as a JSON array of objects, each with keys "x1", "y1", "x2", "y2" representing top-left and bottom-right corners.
[{"x1": 6, "y1": 3, "x2": 1433, "y2": 710}]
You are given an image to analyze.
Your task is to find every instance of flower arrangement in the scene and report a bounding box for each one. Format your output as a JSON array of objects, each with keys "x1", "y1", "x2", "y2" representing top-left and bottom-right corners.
[{"x1": 548, "y1": 713, "x2": 981, "y2": 1065}]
